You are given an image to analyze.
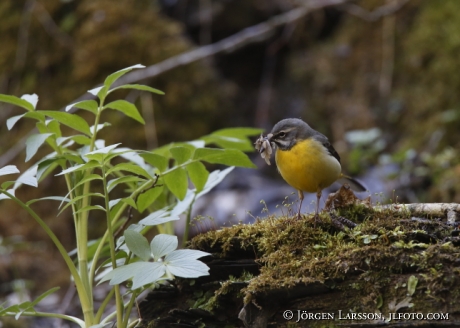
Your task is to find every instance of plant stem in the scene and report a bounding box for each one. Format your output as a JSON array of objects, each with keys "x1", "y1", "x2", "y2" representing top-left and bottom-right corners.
[
  {"x1": 95, "y1": 287, "x2": 115, "y2": 323},
  {"x1": 55, "y1": 145, "x2": 96, "y2": 321},
  {"x1": 182, "y1": 196, "x2": 196, "y2": 248},
  {"x1": 76, "y1": 100, "x2": 104, "y2": 315},
  {"x1": 89, "y1": 179, "x2": 154, "y2": 283},
  {"x1": 0, "y1": 190, "x2": 94, "y2": 326},
  {"x1": 101, "y1": 164, "x2": 124, "y2": 328},
  {"x1": 122, "y1": 291, "x2": 139, "y2": 327},
  {"x1": 3, "y1": 311, "x2": 85, "y2": 328}
]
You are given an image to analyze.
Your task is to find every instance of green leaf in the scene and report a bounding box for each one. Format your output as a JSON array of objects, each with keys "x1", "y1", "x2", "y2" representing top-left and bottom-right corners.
[
  {"x1": 46, "y1": 120, "x2": 62, "y2": 138},
  {"x1": 1, "y1": 181, "x2": 15, "y2": 189},
  {"x1": 107, "y1": 176, "x2": 146, "y2": 192},
  {"x1": 71, "y1": 135, "x2": 92, "y2": 145},
  {"x1": 36, "y1": 124, "x2": 58, "y2": 152},
  {"x1": 197, "y1": 167, "x2": 234, "y2": 198},
  {"x1": 25, "y1": 133, "x2": 53, "y2": 162},
  {"x1": 91, "y1": 122, "x2": 111, "y2": 134},
  {"x1": 141, "y1": 153, "x2": 168, "y2": 172},
  {"x1": 15, "y1": 166, "x2": 38, "y2": 188},
  {"x1": 104, "y1": 100, "x2": 145, "y2": 124},
  {"x1": 200, "y1": 127, "x2": 262, "y2": 151},
  {"x1": 407, "y1": 275, "x2": 418, "y2": 296},
  {"x1": 124, "y1": 230, "x2": 151, "y2": 261},
  {"x1": 0, "y1": 94, "x2": 35, "y2": 111},
  {"x1": 58, "y1": 193, "x2": 105, "y2": 215},
  {"x1": 170, "y1": 146, "x2": 192, "y2": 165},
  {"x1": 72, "y1": 174, "x2": 102, "y2": 190},
  {"x1": 109, "y1": 84, "x2": 164, "y2": 95},
  {"x1": 0, "y1": 165, "x2": 19, "y2": 176},
  {"x1": 61, "y1": 174, "x2": 102, "y2": 197},
  {"x1": 39, "y1": 111, "x2": 91, "y2": 136},
  {"x1": 107, "y1": 163, "x2": 152, "y2": 179},
  {"x1": 137, "y1": 185, "x2": 164, "y2": 213},
  {"x1": 84, "y1": 144, "x2": 122, "y2": 162},
  {"x1": 30, "y1": 287, "x2": 60, "y2": 307},
  {"x1": 194, "y1": 148, "x2": 256, "y2": 168},
  {"x1": 186, "y1": 161, "x2": 208, "y2": 192},
  {"x1": 36, "y1": 158, "x2": 62, "y2": 181},
  {"x1": 89, "y1": 144, "x2": 122, "y2": 155},
  {"x1": 74, "y1": 205, "x2": 106, "y2": 215},
  {"x1": 26, "y1": 196, "x2": 70, "y2": 206},
  {"x1": 164, "y1": 167, "x2": 188, "y2": 200},
  {"x1": 21, "y1": 94, "x2": 38, "y2": 109},
  {"x1": 99, "y1": 262, "x2": 144, "y2": 284},
  {"x1": 150, "y1": 234, "x2": 178, "y2": 259},
  {"x1": 131, "y1": 262, "x2": 166, "y2": 289},
  {"x1": 108, "y1": 198, "x2": 122, "y2": 210},
  {"x1": 149, "y1": 142, "x2": 197, "y2": 159},
  {"x1": 60, "y1": 153, "x2": 85, "y2": 165},
  {"x1": 139, "y1": 208, "x2": 180, "y2": 226},
  {"x1": 55, "y1": 160, "x2": 100, "y2": 176},
  {"x1": 16, "y1": 301, "x2": 32, "y2": 319},
  {"x1": 0, "y1": 304, "x2": 20, "y2": 316},
  {"x1": 171, "y1": 189, "x2": 195, "y2": 216},
  {"x1": 6, "y1": 114, "x2": 25, "y2": 130},
  {"x1": 104, "y1": 64, "x2": 145, "y2": 89},
  {"x1": 165, "y1": 249, "x2": 210, "y2": 278},
  {"x1": 102, "y1": 262, "x2": 165, "y2": 289},
  {"x1": 121, "y1": 197, "x2": 137, "y2": 209},
  {"x1": 24, "y1": 111, "x2": 46, "y2": 121},
  {"x1": 65, "y1": 100, "x2": 99, "y2": 114},
  {"x1": 88, "y1": 86, "x2": 108, "y2": 100}
]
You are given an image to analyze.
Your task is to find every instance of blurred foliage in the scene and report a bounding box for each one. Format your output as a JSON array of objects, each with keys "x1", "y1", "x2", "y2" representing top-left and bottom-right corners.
[
  {"x1": 0, "y1": 0, "x2": 235, "y2": 146},
  {"x1": 400, "y1": 0, "x2": 460, "y2": 150},
  {"x1": 272, "y1": 0, "x2": 460, "y2": 201}
]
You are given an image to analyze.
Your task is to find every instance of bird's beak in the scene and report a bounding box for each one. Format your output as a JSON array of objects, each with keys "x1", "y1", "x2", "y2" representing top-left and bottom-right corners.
[{"x1": 267, "y1": 133, "x2": 273, "y2": 141}]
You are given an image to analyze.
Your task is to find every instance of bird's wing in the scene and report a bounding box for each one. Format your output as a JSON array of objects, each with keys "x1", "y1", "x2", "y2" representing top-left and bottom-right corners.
[
  {"x1": 312, "y1": 134, "x2": 341, "y2": 164},
  {"x1": 338, "y1": 175, "x2": 367, "y2": 192}
]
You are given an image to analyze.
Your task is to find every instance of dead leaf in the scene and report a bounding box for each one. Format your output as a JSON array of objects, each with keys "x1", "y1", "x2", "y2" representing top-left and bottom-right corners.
[{"x1": 325, "y1": 184, "x2": 371, "y2": 211}]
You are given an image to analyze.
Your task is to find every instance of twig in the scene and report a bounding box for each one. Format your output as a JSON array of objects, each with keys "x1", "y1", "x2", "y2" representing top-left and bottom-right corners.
[
  {"x1": 199, "y1": 0, "x2": 212, "y2": 45},
  {"x1": 54, "y1": 283, "x2": 76, "y2": 328},
  {"x1": 34, "y1": 1, "x2": 73, "y2": 48},
  {"x1": 255, "y1": 16, "x2": 298, "y2": 129},
  {"x1": 374, "y1": 203, "x2": 460, "y2": 224},
  {"x1": 113, "y1": 174, "x2": 160, "y2": 238},
  {"x1": 14, "y1": 0, "x2": 35, "y2": 71},
  {"x1": 379, "y1": 6, "x2": 395, "y2": 98},
  {"x1": 140, "y1": 93, "x2": 159, "y2": 149},
  {"x1": 116, "y1": 0, "x2": 350, "y2": 86},
  {"x1": 338, "y1": 0, "x2": 410, "y2": 22}
]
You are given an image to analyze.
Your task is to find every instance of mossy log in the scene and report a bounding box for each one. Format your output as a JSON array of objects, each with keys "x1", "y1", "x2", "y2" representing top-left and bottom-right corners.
[{"x1": 139, "y1": 194, "x2": 460, "y2": 327}]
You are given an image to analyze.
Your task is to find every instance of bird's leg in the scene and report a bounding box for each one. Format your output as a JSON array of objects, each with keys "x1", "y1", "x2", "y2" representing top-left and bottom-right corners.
[
  {"x1": 297, "y1": 190, "x2": 304, "y2": 219},
  {"x1": 314, "y1": 188, "x2": 322, "y2": 227}
]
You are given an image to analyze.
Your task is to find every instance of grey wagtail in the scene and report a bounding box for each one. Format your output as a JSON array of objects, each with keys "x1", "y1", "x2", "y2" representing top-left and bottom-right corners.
[{"x1": 257, "y1": 118, "x2": 366, "y2": 218}]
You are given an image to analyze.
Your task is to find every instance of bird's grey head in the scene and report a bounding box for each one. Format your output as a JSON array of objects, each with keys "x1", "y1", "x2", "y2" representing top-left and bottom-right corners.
[{"x1": 268, "y1": 118, "x2": 312, "y2": 151}]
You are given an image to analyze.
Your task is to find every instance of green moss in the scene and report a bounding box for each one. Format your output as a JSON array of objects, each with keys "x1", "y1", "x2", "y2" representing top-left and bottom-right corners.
[{"x1": 189, "y1": 205, "x2": 460, "y2": 323}]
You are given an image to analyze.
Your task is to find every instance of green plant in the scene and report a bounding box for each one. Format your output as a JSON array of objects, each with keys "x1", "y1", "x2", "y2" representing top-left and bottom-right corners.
[{"x1": 0, "y1": 64, "x2": 260, "y2": 327}]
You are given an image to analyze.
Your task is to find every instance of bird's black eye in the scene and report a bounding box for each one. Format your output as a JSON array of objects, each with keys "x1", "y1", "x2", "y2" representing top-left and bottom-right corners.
[{"x1": 278, "y1": 132, "x2": 286, "y2": 138}]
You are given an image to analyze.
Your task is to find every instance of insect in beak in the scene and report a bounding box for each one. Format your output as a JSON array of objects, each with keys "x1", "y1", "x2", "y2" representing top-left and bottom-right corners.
[{"x1": 254, "y1": 134, "x2": 274, "y2": 165}]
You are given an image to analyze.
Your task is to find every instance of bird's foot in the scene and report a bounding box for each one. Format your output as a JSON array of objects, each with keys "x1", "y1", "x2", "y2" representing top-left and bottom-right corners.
[{"x1": 312, "y1": 213, "x2": 323, "y2": 228}]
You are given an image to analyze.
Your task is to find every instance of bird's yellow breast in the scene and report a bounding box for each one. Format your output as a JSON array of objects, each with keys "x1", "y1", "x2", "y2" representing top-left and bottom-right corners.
[{"x1": 275, "y1": 138, "x2": 341, "y2": 193}]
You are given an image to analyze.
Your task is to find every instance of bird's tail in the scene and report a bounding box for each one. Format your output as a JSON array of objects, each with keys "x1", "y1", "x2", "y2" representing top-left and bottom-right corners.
[{"x1": 338, "y1": 174, "x2": 367, "y2": 192}]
